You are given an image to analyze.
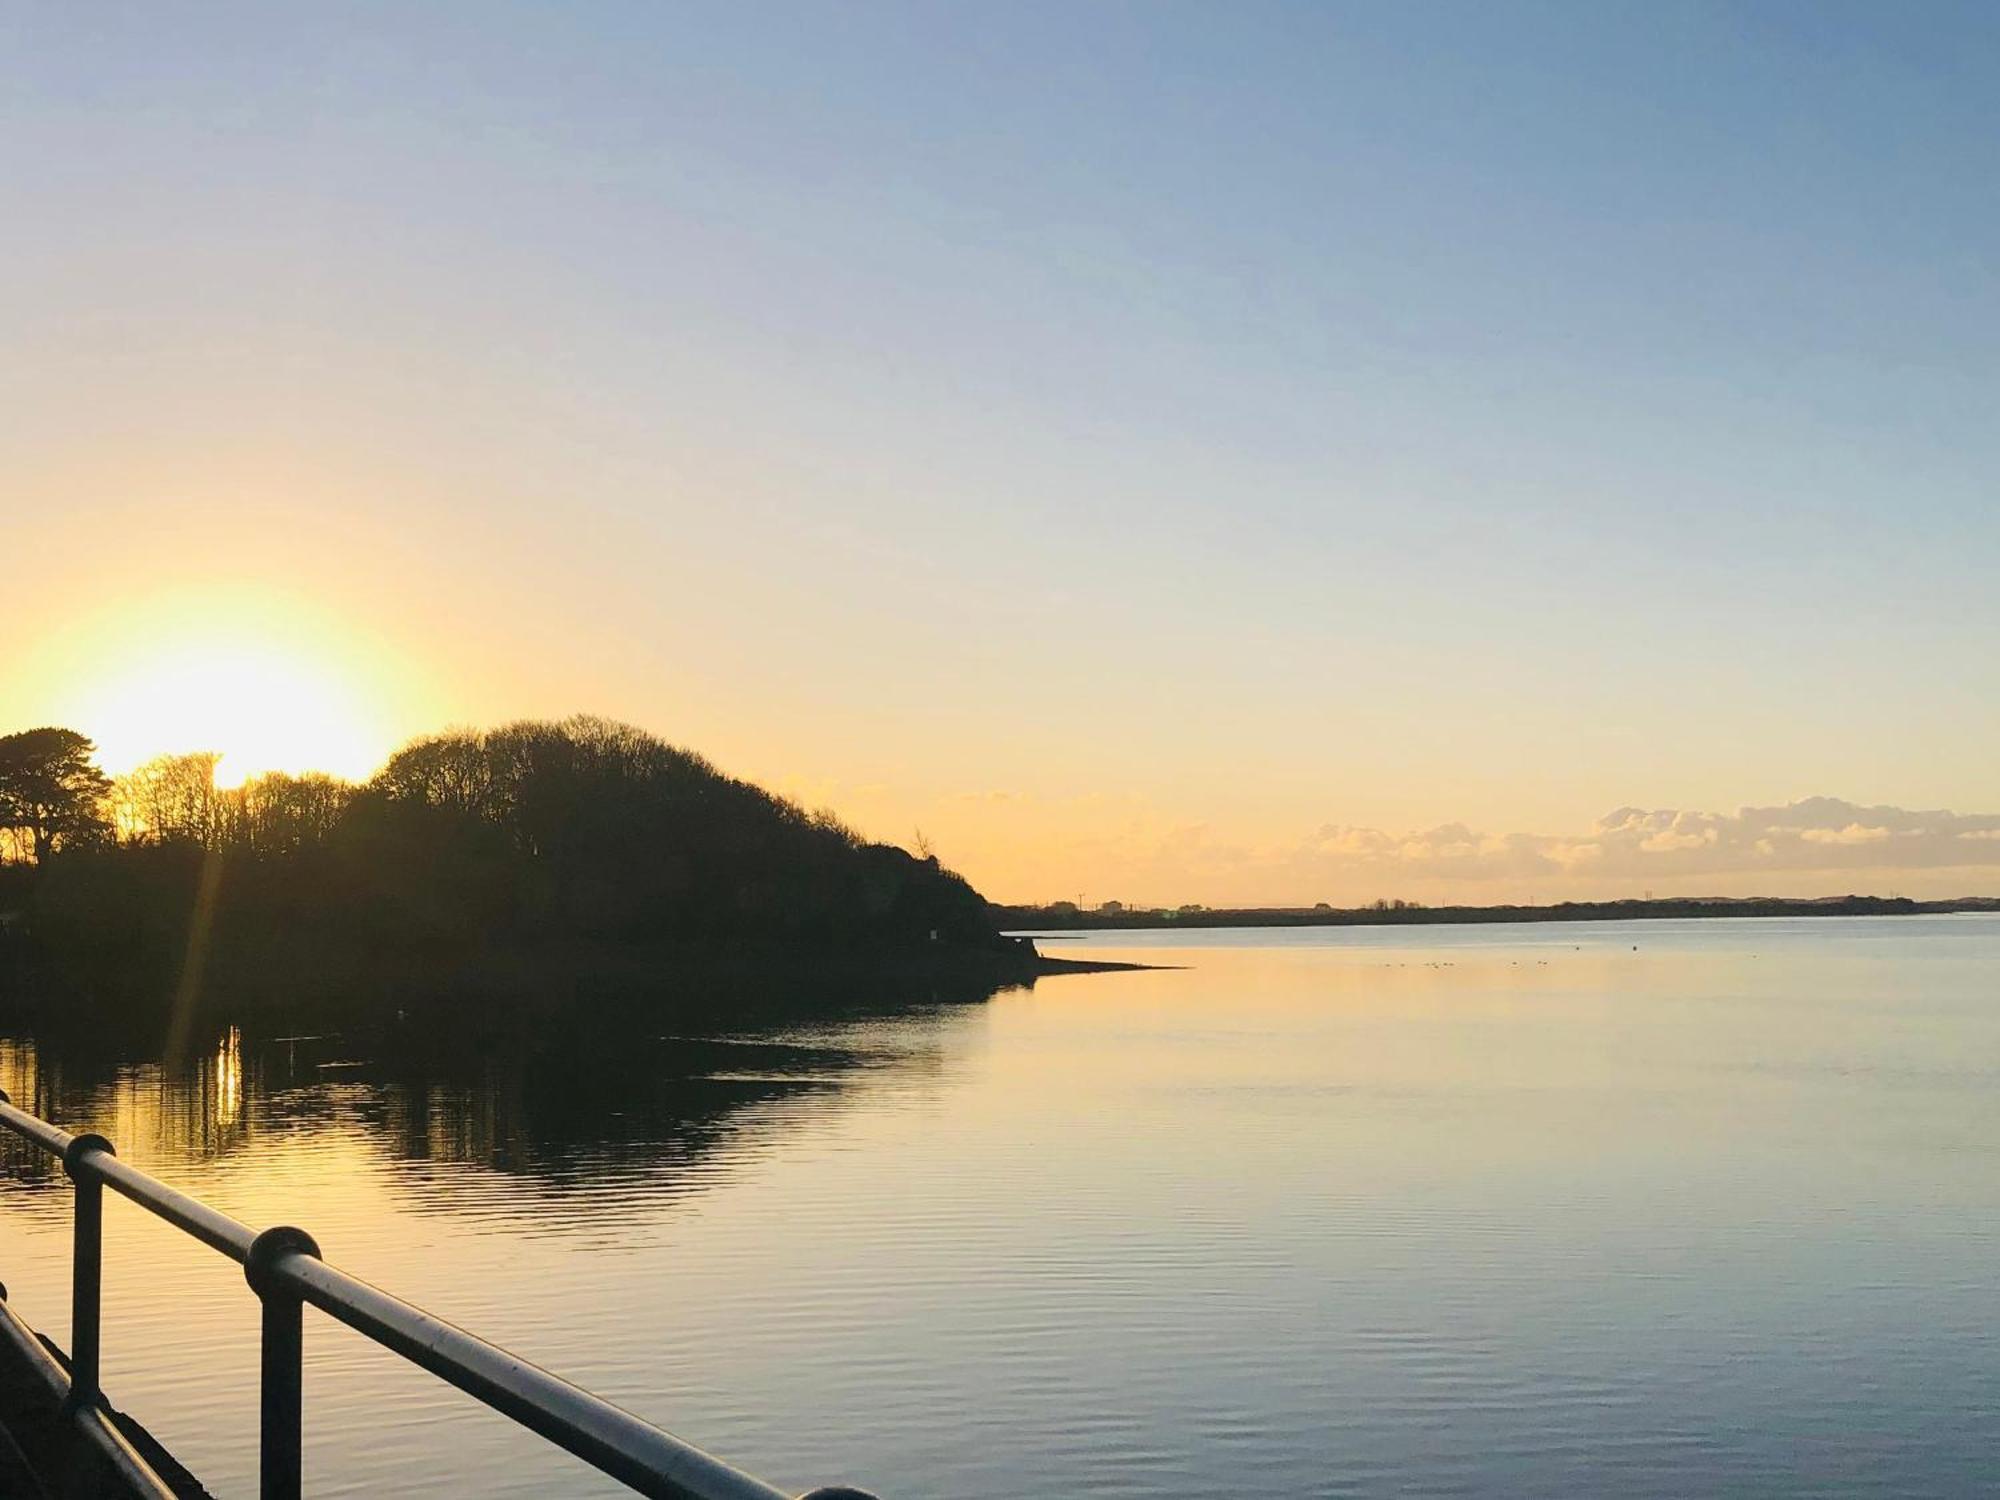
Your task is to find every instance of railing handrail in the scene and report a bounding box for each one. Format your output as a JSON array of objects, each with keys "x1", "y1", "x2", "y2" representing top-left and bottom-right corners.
[
  {"x1": 0, "y1": 1290, "x2": 177, "y2": 1498},
  {"x1": 0, "y1": 1091, "x2": 875, "y2": 1500}
]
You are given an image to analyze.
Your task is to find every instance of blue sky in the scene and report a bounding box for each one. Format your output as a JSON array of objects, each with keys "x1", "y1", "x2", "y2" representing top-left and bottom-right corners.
[{"x1": 3, "y1": 2, "x2": 1996, "y2": 900}]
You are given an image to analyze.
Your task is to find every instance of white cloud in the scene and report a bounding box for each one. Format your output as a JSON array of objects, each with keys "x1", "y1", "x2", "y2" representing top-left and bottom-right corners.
[
  {"x1": 1801, "y1": 824, "x2": 1892, "y2": 845},
  {"x1": 958, "y1": 790, "x2": 2000, "y2": 905},
  {"x1": 1267, "y1": 798, "x2": 2000, "y2": 888}
]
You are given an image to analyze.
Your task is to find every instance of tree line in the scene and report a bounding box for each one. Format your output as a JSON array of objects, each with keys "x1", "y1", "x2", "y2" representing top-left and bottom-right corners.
[
  {"x1": 0, "y1": 727, "x2": 391, "y2": 860},
  {"x1": 0, "y1": 719, "x2": 1016, "y2": 992}
]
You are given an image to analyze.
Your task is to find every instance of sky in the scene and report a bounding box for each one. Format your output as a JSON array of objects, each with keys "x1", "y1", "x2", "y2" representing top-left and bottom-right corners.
[{"x1": 2, "y1": 2, "x2": 1997, "y2": 905}]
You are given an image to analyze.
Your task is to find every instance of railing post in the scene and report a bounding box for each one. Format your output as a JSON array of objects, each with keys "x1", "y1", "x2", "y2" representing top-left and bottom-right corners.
[
  {"x1": 62, "y1": 1132, "x2": 115, "y2": 1411},
  {"x1": 246, "y1": 1226, "x2": 321, "y2": 1500}
]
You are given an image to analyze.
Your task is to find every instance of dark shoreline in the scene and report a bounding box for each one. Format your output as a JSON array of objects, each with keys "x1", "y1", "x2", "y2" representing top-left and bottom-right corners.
[
  {"x1": 0, "y1": 936, "x2": 1052, "y2": 1035},
  {"x1": 997, "y1": 894, "x2": 2000, "y2": 933},
  {"x1": 0, "y1": 918, "x2": 1183, "y2": 1039},
  {"x1": 1033, "y1": 954, "x2": 1173, "y2": 975}
]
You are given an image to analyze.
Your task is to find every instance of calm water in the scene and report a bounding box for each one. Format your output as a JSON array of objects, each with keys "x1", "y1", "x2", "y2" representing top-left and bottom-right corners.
[{"x1": 3, "y1": 916, "x2": 1998, "y2": 1496}]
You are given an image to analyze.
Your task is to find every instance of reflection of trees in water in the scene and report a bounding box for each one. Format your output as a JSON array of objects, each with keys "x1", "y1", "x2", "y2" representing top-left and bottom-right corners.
[
  {"x1": 0, "y1": 979, "x2": 1005, "y2": 1228},
  {"x1": 0, "y1": 1026, "x2": 256, "y2": 1189},
  {"x1": 352, "y1": 1008, "x2": 979, "y2": 1224}
]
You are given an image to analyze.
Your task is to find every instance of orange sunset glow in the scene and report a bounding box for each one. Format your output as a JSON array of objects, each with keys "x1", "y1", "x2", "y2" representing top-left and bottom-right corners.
[{"x1": 27, "y1": 596, "x2": 411, "y2": 788}]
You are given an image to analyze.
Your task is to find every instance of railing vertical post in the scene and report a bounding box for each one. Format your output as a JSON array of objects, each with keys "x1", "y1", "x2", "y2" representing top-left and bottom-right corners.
[
  {"x1": 246, "y1": 1226, "x2": 321, "y2": 1500},
  {"x1": 259, "y1": 1287, "x2": 304, "y2": 1500},
  {"x1": 62, "y1": 1133, "x2": 115, "y2": 1411}
]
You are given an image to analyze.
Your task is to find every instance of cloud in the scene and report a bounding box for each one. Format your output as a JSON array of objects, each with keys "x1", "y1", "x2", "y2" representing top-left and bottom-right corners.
[
  {"x1": 1801, "y1": 824, "x2": 1892, "y2": 845},
  {"x1": 941, "y1": 788, "x2": 2000, "y2": 905},
  {"x1": 1285, "y1": 798, "x2": 2000, "y2": 884}
]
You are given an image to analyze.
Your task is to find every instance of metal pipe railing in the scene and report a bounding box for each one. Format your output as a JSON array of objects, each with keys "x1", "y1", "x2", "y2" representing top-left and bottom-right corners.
[
  {"x1": 0, "y1": 1091, "x2": 880, "y2": 1500},
  {"x1": 0, "y1": 1285, "x2": 177, "y2": 1499},
  {"x1": 94, "y1": 1148, "x2": 260, "y2": 1263}
]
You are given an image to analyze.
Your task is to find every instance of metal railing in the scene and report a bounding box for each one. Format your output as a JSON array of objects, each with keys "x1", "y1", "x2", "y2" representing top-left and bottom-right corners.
[{"x1": 0, "y1": 1090, "x2": 880, "y2": 1500}]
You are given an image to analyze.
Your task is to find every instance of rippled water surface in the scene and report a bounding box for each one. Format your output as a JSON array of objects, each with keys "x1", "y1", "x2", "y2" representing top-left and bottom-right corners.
[{"x1": 3, "y1": 915, "x2": 1998, "y2": 1496}]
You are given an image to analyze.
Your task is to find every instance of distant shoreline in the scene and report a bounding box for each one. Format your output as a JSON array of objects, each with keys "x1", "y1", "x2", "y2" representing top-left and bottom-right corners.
[{"x1": 997, "y1": 894, "x2": 2000, "y2": 933}]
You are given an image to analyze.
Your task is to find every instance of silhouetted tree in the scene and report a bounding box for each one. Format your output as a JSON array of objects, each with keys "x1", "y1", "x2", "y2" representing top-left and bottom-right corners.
[
  {"x1": 2, "y1": 716, "x2": 1018, "y2": 1016},
  {"x1": 0, "y1": 728, "x2": 112, "y2": 862},
  {"x1": 116, "y1": 751, "x2": 223, "y2": 848},
  {"x1": 235, "y1": 771, "x2": 353, "y2": 855},
  {"x1": 357, "y1": 716, "x2": 993, "y2": 950}
]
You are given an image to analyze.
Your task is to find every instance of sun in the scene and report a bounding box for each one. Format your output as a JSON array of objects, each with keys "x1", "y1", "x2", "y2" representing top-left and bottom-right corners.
[{"x1": 56, "y1": 607, "x2": 403, "y2": 788}]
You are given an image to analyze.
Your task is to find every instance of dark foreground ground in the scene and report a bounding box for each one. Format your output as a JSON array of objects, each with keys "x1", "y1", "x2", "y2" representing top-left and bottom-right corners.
[{"x1": 0, "y1": 1292, "x2": 211, "y2": 1499}]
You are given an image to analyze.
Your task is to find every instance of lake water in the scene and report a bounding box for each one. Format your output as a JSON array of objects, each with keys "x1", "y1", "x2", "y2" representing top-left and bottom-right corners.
[{"x1": 3, "y1": 915, "x2": 1999, "y2": 1496}]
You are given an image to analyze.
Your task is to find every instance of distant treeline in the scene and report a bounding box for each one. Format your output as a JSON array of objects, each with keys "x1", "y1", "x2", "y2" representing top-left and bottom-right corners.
[
  {"x1": 995, "y1": 895, "x2": 2000, "y2": 931},
  {"x1": 0, "y1": 718, "x2": 1030, "y2": 1017}
]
